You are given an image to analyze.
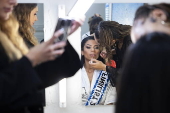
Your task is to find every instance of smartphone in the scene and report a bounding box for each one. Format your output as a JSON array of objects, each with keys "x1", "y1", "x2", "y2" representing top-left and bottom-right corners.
[{"x1": 54, "y1": 18, "x2": 73, "y2": 43}]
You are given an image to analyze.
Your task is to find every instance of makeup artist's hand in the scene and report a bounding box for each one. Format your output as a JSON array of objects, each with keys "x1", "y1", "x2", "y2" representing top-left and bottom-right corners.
[{"x1": 89, "y1": 59, "x2": 106, "y2": 71}]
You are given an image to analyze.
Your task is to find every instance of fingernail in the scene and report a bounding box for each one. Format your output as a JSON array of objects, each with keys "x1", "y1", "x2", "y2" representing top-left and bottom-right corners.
[
  {"x1": 54, "y1": 28, "x2": 64, "y2": 37},
  {"x1": 58, "y1": 28, "x2": 64, "y2": 34},
  {"x1": 61, "y1": 41, "x2": 66, "y2": 45}
]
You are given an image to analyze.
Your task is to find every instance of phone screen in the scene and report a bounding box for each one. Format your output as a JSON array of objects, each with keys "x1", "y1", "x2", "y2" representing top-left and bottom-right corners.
[{"x1": 54, "y1": 18, "x2": 72, "y2": 43}]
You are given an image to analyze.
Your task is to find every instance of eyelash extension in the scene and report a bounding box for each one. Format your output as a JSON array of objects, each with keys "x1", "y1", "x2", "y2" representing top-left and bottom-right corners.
[
  {"x1": 85, "y1": 46, "x2": 99, "y2": 49},
  {"x1": 86, "y1": 46, "x2": 91, "y2": 49},
  {"x1": 94, "y1": 46, "x2": 99, "y2": 49}
]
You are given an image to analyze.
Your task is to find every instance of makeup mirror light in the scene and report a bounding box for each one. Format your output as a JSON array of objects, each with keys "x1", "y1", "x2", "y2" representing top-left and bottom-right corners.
[
  {"x1": 58, "y1": 4, "x2": 67, "y2": 108},
  {"x1": 58, "y1": 0, "x2": 95, "y2": 108}
]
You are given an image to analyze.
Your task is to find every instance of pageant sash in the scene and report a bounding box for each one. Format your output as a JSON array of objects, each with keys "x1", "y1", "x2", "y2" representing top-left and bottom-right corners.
[{"x1": 85, "y1": 71, "x2": 109, "y2": 106}]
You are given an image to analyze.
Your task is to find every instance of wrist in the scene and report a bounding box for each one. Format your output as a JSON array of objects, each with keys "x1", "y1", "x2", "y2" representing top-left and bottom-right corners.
[
  {"x1": 102, "y1": 64, "x2": 106, "y2": 71},
  {"x1": 25, "y1": 54, "x2": 38, "y2": 67}
]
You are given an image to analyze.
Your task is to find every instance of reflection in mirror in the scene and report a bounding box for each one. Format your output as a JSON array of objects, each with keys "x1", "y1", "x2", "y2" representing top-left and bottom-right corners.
[
  {"x1": 12, "y1": 3, "x2": 45, "y2": 107},
  {"x1": 81, "y1": 3, "x2": 105, "y2": 39},
  {"x1": 13, "y1": 3, "x2": 44, "y2": 49},
  {"x1": 81, "y1": 3, "x2": 145, "y2": 106},
  {"x1": 81, "y1": 3, "x2": 145, "y2": 38},
  {"x1": 81, "y1": 35, "x2": 116, "y2": 106}
]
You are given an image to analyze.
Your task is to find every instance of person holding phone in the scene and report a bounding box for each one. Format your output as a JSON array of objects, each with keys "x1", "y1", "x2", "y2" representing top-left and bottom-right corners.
[
  {"x1": 81, "y1": 36, "x2": 116, "y2": 106},
  {"x1": 13, "y1": 4, "x2": 46, "y2": 112},
  {"x1": 0, "y1": 0, "x2": 84, "y2": 113}
]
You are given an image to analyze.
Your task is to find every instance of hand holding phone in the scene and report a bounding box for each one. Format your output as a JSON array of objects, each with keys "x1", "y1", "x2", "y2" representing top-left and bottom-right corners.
[
  {"x1": 53, "y1": 16, "x2": 85, "y2": 43},
  {"x1": 54, "y1": 17, "x2": 73, "y2": 43}
]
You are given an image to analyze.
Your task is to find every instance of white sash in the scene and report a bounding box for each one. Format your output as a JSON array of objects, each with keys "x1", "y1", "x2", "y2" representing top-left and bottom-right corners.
[{"x1": 85, "y1": 71, "x2": 109, "y2": 106}]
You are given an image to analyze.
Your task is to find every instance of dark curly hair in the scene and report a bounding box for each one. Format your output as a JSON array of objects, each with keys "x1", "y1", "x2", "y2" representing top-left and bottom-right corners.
[{"x1": 98, "y1": 21, "x2": 131, "y2": 62}]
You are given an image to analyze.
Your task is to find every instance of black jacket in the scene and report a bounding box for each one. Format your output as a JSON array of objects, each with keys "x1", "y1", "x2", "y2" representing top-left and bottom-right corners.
[
  {"x1": 107, "y1": 35, "x2": 132, "y2": 87},
  {"x1": 24, "y1": 37, "x2": 46, "y2": 111},
  {"x1": 0, "y1": 41, "x2": 81, "y2": 113}
]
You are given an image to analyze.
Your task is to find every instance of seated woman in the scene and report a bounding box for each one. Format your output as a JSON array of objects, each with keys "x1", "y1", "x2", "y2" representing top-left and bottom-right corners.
[{"x1": 81, "y1": 36, "x2": 116, "y2": 106}]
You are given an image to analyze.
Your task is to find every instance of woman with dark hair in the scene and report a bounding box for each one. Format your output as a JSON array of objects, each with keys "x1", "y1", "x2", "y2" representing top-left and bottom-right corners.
[
  {"x1": 81, "y1": 36, "x2": 116, "y2": 106},
  {"x1": 13, "y1": 4, "x2": 46, "y2": 112},
  {"x1": 82, "y1": 13, "x2": 103, "y2": 39},
  {"x1": 116, "y1": 32, "x2": 170, "y2": 113},
  {"x1": 116, "y1": 3, "x2": 170, "y2": 113},
  {"x1": 92, "y1": 21, "x2": 132, "y2": 87},
  {"x1": 13, "y1": 3, "x2": 39, "y2": 48},
  {"x1": 89, "y1": 15, "x2": 103, "y2": 35},
  {"x1": 97, "y1": 21, "x2": 131, "y2": 68},
  {"x1": 131, "y1": 3, "x2": 170, "y2": 43}
]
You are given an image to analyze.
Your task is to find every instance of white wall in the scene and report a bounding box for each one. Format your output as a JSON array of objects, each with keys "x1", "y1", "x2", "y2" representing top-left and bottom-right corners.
[
  {"x1": 81, "y1": 3, "x2": 105, "y2": 36},
  {"x1": 111, "y1": 3, "x2": 143, "y2": 25},
  {"x1": 17, "y1": 0, "x2": 170, "y2": 113}
]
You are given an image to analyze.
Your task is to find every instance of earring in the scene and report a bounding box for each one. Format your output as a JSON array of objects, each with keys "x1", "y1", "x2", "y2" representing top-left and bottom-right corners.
[
  {"x1": 161, "y1": 21, "x2": 165, "y2": 25},
  {"x1": 161, "y1": 20, "x2": 170, "y2": 26}
]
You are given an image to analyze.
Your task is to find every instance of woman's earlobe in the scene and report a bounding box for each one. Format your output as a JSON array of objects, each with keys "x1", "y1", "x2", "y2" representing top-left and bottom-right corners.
[{"x1": 152, "y1": 9, "x2": 167, "y2": 21}]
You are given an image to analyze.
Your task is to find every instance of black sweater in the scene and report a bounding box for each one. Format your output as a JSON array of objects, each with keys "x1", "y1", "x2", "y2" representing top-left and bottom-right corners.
[
  {"x1": 107, "y1": 35, "x2": 132, "y2": 87},
  {"x1": 0, "y1": 41, "x2": 81, "y2": 113}
]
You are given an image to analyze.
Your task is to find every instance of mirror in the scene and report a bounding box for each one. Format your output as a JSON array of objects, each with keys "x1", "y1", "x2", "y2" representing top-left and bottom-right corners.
[
  {"x1": 33, "y1": 3, "x2": 44, "y2": 43},
  {"x1": 81, "y1": 3, "x2": 144, "y2": 106}
]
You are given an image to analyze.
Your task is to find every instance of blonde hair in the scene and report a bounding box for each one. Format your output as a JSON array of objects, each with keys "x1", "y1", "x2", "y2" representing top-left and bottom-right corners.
[{"x1": 0, "y1": 14, "x2": 29, "y2": 61}]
